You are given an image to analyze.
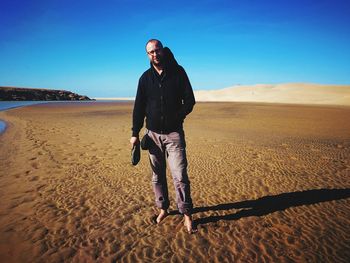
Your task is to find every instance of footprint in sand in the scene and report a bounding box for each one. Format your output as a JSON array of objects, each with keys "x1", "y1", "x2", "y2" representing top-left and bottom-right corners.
[
  {"x1": 31, "y1": 162, "x2": 39, "y2": 169},
  {"x1": 29, "y1": 176, "x2": 39, "y2": 181}
]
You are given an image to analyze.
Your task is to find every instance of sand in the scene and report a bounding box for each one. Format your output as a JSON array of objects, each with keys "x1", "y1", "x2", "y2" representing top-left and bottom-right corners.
[
  {"x1": 194, "y1": 83, "x2": 350, "y2": 106},
  {"x1": 0, "y1": 101, "x2": 350, "y2": 262}
]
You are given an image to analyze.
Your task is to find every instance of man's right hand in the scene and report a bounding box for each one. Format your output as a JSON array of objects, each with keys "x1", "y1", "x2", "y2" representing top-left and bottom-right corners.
[{"x1": 130, "y1": 136, "x2": 139, "y2": 147}]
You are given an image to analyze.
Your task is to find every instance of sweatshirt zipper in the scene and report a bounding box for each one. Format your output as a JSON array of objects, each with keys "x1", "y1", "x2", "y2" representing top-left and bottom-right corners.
[{"x1": 159, "y1": 73, "x2": 166, "y2": 134}]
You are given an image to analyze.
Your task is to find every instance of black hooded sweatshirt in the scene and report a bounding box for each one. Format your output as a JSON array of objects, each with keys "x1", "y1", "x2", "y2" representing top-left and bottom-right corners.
[{"x1": 132, "y1": 47, "x2": 196, "y2": 137}]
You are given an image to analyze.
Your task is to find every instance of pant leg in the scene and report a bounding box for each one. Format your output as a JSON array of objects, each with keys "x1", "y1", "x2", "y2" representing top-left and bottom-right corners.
[
  {"x1": 147, "y1": 130, "x2": 170, "y2": 210},
  {"x1": 164, "y1": 130, "x2": 193, "y2": 214}
]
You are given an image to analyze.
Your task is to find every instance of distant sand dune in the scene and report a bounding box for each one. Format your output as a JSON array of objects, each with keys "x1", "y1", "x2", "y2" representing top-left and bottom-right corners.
[{"x1": 194, "y1": 83, "x2": 350, "y2": 106}]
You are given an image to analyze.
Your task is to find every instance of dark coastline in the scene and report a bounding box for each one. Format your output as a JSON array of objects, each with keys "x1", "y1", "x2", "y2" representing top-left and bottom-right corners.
[{"x1": 0, "y1": 86, "x2": 92, "y2": 101}]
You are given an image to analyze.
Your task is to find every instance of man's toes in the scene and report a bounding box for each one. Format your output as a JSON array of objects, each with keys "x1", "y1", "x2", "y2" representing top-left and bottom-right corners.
[{"x1": 156, "y1": 212, "x2": 168, "y2": 224}]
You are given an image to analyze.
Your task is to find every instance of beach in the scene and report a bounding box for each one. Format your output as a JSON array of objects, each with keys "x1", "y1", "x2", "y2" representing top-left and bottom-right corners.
[{"x1": 0, "y1": 101, "x2": 350, "y2": 262}]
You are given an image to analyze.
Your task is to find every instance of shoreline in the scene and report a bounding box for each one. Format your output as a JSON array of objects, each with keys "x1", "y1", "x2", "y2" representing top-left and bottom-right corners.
[
  {"x1": 0, "y1": 98, "x2": 350, "y2": 136},
  {"x1": 0, "y1": 119, "x2": 5, "y2": 133},
  {"x1": 1, "y1": 99, "x2": 349, "y2": 135},
  {"x1": 1, "y1": 100, "x2": 350, "y2": 136},
  {"x1": 0, "y1": 101, "x2": 134, "y2": 134}
]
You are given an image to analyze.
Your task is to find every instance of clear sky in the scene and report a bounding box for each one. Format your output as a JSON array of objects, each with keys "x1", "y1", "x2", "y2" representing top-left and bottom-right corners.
[{"x1": 1, "y1": 0, "x2": 350, "y2": 98}]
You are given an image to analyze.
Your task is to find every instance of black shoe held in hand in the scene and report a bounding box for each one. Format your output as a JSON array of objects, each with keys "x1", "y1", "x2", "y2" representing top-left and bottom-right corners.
[{"x1": 131, "y1": 143, "x2": 140, "y2": 165}]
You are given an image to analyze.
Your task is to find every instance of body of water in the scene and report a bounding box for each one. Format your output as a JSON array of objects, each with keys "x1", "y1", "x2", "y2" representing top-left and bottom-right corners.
[
  {"x1": 0, "y1": 101, "x2": 52, "y2": 111},
  {"x1": 0, "y1": 121, "x2": 5, "y2": 133}
]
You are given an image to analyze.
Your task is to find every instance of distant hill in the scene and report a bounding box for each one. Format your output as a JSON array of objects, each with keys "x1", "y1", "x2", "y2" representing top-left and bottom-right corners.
[
  {"x1": 194, "y1": 83, "x2": 350, "y2": 106},
  {"x1": 0, "y1": 86, "x2": 93, "y2": 101}
]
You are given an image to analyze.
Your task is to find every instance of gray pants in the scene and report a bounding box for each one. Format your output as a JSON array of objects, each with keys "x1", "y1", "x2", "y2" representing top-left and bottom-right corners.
[{"x1": 147, "y1": 129, "x2": 193, "y2": 215}]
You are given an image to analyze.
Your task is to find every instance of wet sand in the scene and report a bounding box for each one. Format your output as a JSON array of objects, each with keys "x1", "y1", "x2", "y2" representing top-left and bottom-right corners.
[{"x1": 0, "y1": 101, "x2": 349, "y2": 262}]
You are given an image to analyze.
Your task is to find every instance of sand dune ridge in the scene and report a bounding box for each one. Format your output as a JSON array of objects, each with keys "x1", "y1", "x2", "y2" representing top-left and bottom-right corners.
[{"x1": 194, "y1": 83, "x2": 350, "y2": 105}]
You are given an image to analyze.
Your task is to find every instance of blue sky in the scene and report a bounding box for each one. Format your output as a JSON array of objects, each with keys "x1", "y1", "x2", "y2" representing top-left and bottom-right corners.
[{"x1": 1, "y1": 0, "x2": 349, "y2": 98}]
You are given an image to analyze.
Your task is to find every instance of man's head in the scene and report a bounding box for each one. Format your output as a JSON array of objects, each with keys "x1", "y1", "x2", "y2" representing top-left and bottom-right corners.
[{"x1": 145, "y1": 39, "x2": 164, "y2": 67}]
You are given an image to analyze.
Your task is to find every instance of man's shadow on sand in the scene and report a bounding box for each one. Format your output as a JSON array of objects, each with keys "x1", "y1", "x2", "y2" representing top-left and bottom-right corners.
[{"x1": 180, "y1": 188, "x2": 350, "y2": 227}]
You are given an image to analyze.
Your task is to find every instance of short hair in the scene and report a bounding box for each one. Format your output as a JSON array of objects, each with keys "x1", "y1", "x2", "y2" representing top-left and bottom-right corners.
[{"x1": 145, "y1": 39, "x2": 163, "y2": 50}]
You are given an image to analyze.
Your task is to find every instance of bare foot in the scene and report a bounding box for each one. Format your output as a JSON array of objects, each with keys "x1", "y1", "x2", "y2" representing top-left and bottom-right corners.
[
  {"x1": 156, "y1": 209, "x2": 168, "y2": 224},
  {"x1": 184, "y1": 214, "x2": 197, "y2": 234}
]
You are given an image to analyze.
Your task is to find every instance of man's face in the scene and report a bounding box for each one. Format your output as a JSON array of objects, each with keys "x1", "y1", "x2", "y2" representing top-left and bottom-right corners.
[{"x1": 146, "y1": 41, "x2": 163, "y2": 67}]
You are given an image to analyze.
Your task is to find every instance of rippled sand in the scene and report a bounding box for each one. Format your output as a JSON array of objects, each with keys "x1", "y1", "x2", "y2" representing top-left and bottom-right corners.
[{"x1": 0, "y1": 102, "x2": 349, "y2": 262}]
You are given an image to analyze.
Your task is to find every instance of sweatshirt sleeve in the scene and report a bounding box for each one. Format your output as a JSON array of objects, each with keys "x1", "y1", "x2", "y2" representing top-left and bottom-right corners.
[
  {"x1": 178, "y1": 66, "x2": 196, "y2": 118},
  {"x1": 131, "y1": 76, "x2": 146, "y2": 137}
]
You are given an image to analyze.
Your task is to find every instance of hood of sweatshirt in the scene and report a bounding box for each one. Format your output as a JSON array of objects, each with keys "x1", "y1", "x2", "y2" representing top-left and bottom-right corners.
[{"x1": 149, "y1": 47, "x2": 179, "y2": 71}]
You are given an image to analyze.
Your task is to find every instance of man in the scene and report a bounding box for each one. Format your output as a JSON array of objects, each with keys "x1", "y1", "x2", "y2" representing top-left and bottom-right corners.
[{"x1": 130, "y1": 39, "x2": 196, "y2": 233}]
